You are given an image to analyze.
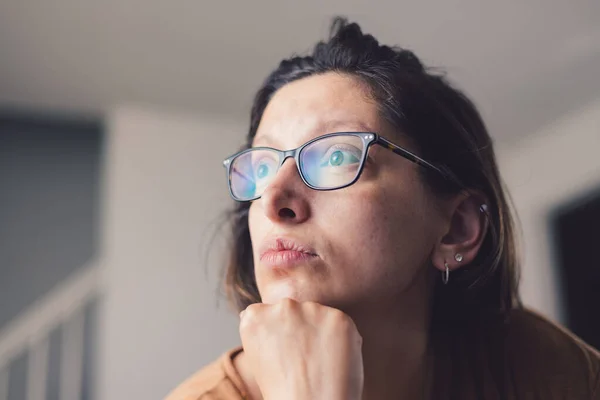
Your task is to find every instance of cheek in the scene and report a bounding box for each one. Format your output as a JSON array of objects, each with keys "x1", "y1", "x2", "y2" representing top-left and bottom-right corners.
[
  {"x1": 338, "y1": 193, "x2": 404, "y2": 256},
  {"x1": 248, "y1": 203, "x2": 264, "y2": 262},
  {"x1": 328, "y1": 177, "x2": 434, "y2": 277}
]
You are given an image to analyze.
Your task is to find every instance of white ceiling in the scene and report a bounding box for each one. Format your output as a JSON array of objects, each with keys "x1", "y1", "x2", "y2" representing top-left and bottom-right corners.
[{"x1": 0, "y1": 0, "x2": 599, "y2": 140}]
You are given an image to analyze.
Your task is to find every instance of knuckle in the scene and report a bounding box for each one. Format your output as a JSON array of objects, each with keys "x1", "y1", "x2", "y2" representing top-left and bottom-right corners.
[
  {"x1": 239, "y1": 304, "x2": 261, "y2": 330},
  {"x1": 244, "y1": 303, "x2": 261, "y2": 317},
  {"x1": 327, "y1": 308, "x2": 357, "y2": 332},
  {"x1": 329, "y1": 307, "x2": 350, "y2": 323}
]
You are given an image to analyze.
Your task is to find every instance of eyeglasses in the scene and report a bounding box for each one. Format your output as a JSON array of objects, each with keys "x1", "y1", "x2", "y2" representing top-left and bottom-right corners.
[{"x1": 223, "y1": 132, "x2": 458, "y2": 202}]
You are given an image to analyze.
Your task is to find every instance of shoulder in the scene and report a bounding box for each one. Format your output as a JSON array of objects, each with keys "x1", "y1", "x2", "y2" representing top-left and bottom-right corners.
[
  {"x1": 504, "y1": 308, "x2": 600, "y2": 397},
  {"x1": 164, "y1": 348, "x2": 246, "y2": 400}
]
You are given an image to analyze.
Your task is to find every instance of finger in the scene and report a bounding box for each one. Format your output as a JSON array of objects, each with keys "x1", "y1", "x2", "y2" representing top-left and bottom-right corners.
[
  {"x1": 238, "y1": 303, "x2": 265, "y2": 330},
  {"x1": 239, "y1": 303, "x2": 266, "y2": 351}
]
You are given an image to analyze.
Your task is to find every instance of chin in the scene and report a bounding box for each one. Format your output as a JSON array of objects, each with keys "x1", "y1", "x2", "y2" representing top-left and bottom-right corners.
[
  {"x1": 260, "y1": 282, "x2": 303, "y2": 304},
  {"x1": 259, "y1": 280, "x2": 326, "y2": 305}
]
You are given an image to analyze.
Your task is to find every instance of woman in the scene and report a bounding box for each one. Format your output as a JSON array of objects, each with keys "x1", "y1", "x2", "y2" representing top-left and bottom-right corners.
[{"x1": 167, "y1": 18, "x2": 600, "y2": 399}]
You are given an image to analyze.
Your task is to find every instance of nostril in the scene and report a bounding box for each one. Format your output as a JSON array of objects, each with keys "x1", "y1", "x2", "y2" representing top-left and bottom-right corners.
[{"x1": 278, "y1": 208, "x2": 296, "y2": 219}]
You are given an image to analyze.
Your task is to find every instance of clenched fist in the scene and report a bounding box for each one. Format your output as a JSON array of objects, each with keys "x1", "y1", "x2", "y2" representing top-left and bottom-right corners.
[{"x1": 239, "y1": 298, "x2": 364, "y2": 400}]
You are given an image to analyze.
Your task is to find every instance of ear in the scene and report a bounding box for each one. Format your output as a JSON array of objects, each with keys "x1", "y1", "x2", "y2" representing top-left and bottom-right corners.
[{"x1": 431, "y1": 192, "x2": 489, "y2": 273}]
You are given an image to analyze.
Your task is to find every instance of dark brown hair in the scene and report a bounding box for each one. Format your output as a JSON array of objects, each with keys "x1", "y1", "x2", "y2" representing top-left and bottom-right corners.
[{"x1": 223, "y1": 18, "x2": 521, "y2": 327}]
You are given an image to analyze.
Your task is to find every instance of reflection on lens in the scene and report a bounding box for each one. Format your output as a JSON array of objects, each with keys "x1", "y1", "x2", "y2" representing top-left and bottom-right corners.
[
  {"x1": 230, "y1": 149, "x2": 279, "y2": 200},
  {"x1": 301, "y1": 135, "x2": 364, "y2": 188}
]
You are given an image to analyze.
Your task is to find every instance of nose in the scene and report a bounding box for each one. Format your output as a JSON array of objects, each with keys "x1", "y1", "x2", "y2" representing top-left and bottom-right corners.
[{"x1": 260, "y1": 158, "x2": 310, "y2": 224}]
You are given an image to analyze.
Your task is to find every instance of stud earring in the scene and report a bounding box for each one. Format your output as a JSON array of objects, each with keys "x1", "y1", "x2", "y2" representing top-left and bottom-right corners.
[{"x1": 454, "y1": 253, "x2": 463, "y2": 262}]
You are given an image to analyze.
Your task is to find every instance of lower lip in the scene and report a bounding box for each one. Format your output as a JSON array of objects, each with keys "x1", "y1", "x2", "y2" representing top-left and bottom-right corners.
[{"x1": 260, "y1": 250, "x2": 318, "y2": 268}]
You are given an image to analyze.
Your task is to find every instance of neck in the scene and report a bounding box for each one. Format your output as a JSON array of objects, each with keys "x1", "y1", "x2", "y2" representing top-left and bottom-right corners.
[
  {"x1": 352, "y1": 307, "x2": 430, "y2": 399},
  {"x1": 346, "y1": 271, "x2": 433, "y2": 400}
]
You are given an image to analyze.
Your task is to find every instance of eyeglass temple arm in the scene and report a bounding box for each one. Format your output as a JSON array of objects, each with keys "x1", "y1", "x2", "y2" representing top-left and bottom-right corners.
[{"x1": 375, "y1": 136, "x2": 462, "y2": 186}]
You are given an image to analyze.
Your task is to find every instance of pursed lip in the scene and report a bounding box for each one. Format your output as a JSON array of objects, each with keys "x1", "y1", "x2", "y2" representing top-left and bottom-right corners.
[{"x1": 259, "y1": 237, "x2": 319, "y2": 267}]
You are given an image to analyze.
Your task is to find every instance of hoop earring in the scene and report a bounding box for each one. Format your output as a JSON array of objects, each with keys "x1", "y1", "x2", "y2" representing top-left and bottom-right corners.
[{"x1": 442, "y1": 262, "x2": 450, "y2": 285}]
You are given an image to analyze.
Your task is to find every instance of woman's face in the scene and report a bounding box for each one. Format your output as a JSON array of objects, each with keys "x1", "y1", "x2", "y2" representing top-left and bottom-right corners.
[{"x1": 248, "y1": 72, "x2": 447, "y2": 311}]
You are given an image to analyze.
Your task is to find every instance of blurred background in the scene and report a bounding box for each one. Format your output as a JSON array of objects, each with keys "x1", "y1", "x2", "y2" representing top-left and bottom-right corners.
[{"x1": 1, "y1": 1, "x2": 599, "y2": 399}]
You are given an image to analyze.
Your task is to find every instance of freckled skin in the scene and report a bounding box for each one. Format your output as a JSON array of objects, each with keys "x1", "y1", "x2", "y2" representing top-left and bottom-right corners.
[{"x1": 248, "y1": 72, "x2": 446, "y2": 313}]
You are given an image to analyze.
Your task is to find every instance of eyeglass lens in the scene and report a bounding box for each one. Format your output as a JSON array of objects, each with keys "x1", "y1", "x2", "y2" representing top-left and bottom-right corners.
[{"x1": 229, "y1": 134, "x2": 365, "y2": 200}]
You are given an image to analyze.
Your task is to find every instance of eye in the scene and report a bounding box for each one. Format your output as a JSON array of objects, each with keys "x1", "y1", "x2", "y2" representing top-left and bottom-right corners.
[
  {"x1": 256, "y1": 163, "x2": 269, "y2": 179},
  {"x1": 319, "y1": 146, "x2": 361, "y2": 167},
  {"x1": 253, "y1": 156, "x2": 278, "y2": 180}
]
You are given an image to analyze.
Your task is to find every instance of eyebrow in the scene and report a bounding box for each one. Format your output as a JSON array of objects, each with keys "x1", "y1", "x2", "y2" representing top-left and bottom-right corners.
[
  {"x1": 253, "y1": 119, "x2": 376, "y2": 147},
  {"x1": 322, "y1": 119, "x2": 374, "y2": 133}
]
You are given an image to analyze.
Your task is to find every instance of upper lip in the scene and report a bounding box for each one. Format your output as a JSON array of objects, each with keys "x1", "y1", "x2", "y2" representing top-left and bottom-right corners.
[{"x1": 259, "y1": 237, "x2": 318, "y2": 260}]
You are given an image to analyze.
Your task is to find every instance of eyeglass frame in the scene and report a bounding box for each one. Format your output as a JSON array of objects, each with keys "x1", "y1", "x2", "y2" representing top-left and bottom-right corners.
[{"x1": 222, "y1": 132, "x2": 462, "y2": 202}]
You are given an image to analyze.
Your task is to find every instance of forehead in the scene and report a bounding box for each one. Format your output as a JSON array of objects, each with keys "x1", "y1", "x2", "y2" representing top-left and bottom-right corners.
[{"x1": 254, "y1": 72, "x2": 383, "y2": 147}]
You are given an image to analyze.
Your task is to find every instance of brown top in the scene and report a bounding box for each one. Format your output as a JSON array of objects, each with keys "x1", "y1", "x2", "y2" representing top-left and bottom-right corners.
[
  {"x1": 165, "y1": 347, "x2": 248, "y2": 400},
  {"x1": 164, "y1": 309, "x2": 600, "y2": 400}
]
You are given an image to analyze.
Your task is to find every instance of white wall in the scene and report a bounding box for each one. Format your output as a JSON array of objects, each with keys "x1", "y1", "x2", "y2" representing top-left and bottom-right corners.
[
  {"x1": 496, "y1": 98, "x2": 600, "y2": 323},
  {"x1": 98, "y1": 106, "x2": 245, "y2": 400}
]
